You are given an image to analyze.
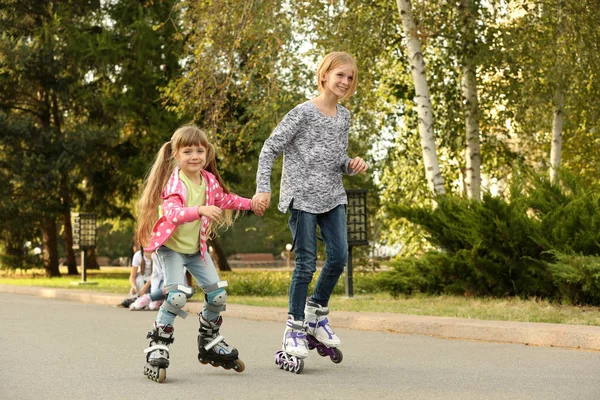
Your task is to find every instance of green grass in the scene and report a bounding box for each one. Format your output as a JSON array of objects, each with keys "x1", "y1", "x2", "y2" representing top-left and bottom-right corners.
[{"x1": 2, "y1": 267, "x2": 600, "y2": 326}]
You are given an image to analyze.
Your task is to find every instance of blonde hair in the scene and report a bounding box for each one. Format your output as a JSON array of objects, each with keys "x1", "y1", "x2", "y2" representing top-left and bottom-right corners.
[
  {"x1": 316, "y1": 51, "x2": 358, "y2": 101},
  {"x1": 137, "y1": 125, "x2": 237, "y2": 248}
]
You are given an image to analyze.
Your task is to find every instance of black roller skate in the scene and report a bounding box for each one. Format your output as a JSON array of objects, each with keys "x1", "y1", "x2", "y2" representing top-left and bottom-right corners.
[
  {"x1": 305, "y1": 300, "x2": 343, "y2": 364},
  {"x1": 143, "y1": 323, "x2": 174, "y2": 383},
  {"x1": 197, "y1": 315, "x2": 245, "y2": 372},
  {"x1": 274, "y1": 317, "x2": 308, "y2": 374}
]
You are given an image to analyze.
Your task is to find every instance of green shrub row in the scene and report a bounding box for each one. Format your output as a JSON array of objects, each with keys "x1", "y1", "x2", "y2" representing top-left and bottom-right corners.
[
  {"x1": 383, "y1": 172, "x2": 600, "y2": 305},
  {"x1": 217, "y1": 270, "x2": 383, "y2": 297}
]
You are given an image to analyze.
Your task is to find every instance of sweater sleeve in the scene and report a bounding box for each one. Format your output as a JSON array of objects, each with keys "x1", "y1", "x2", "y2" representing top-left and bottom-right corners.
[
  {"x1": 256, "y1": 105, "x2": 304, "y2": 193},
  {"x1": 161, "y1": 193, "x2": 200, "y2": 225},
  {"x1": 340, "y1": 109, "x2": 356, "y2": 176}
]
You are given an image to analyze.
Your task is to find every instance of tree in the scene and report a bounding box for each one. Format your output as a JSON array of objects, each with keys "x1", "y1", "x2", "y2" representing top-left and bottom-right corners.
[
  {"x1": 459, "y1": 0, "x2": 482, "y2": 199},
  {"x1": 396, "y1": 0, "x2": 445, "y2": 195}
]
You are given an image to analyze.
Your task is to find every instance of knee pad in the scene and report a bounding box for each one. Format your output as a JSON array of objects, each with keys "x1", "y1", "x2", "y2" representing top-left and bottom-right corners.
[
  {"x1": 203, "y1": 281, "x2": 228, "y2": 313},
  {"x1": 160, "y1": 284, "x2": 194, "y2": 319},
  {"x1": 167, "y1": 291, "x2": 188, "y2": 308}
]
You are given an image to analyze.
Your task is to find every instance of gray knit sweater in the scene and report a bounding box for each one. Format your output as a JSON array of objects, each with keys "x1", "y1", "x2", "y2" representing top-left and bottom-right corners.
[{"x1": 256, "y1": 100, "x2": 354, "y2": 214}]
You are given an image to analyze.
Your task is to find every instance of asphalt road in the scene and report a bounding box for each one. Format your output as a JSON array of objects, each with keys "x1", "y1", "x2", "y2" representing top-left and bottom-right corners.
[{"x1": 3, "y1": 292, "x2": 600, "y2": 400}]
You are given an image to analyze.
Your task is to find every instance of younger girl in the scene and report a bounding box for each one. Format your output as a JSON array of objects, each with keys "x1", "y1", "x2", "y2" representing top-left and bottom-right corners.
[
  {"x1": 137, "y1": 125, "x2": 264, "y2": 383},
  {"x1": 253, "y1": 51, "x2": 368, "y2": 372}
]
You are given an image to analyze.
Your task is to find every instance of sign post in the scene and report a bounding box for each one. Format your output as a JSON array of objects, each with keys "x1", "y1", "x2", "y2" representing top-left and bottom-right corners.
[
  {"x1": 345, "y1": 189, "x2": 368, "y2": 298},
  {"x1": 71, "y1": 212, "x2": 98, "y2": 285}
]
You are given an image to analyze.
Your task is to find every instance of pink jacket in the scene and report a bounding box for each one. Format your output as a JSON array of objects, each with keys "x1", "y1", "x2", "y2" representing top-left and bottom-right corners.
[{"x1": 145, "y1": 167, "x2": 251, "y2": 257}]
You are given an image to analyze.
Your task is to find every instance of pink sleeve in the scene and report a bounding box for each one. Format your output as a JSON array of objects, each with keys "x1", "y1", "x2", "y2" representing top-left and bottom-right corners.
[
  {"x1": 213, "y1": 185, "x2": 251, "y2": 211},
  {"x1": 162, "y1": 193, "x2": 200, "y2": 225}
]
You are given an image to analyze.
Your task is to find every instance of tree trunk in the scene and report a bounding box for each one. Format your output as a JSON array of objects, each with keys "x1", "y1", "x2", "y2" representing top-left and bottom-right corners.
[
  {"x1": 42, "y1": 217, "x2": 60, "y2": 277},
  {"x1": 85, "y1": 247, "x2": 100, "y2": 270},
  {"x1": 61, "y1": 172, "x2": 78, "y2": 275},
  {"x1": 460, "y1": 0, "x2": 481, "y2": 200},
  {"x1": 396, "y1": 0, "x2": 445, "y2": 195},
  {"x1": 550, "y1": 88, "x2": 564, "y2": 183},
  {"x1": 549, "y1": 1, "x2": 565, "y2": 184},
  {"x1": 207, "y1": 238, "x2": 231, "y2": 271}
]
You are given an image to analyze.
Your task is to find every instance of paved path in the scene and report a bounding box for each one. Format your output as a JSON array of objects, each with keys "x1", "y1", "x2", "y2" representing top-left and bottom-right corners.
[
  {"x1": 4, "y1": 292, "x2": 600, "y2": 400},
  {"x1": 2, "y1": 284, "x2": 600, "y2": 351}
]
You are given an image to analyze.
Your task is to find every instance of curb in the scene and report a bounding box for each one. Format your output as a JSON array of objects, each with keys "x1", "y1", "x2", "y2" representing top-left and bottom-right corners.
[{"x1": 3, "y1": 284, "x2": 600, "y2": 351}]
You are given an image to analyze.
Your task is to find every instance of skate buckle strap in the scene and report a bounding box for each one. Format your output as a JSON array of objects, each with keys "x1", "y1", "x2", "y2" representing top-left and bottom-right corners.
[
  {"x1": 203, "y1": 334, "x2": 224, "y2": 351},
  {"x1": 309, "y1": 318, "x2": 335, "y2": 340},
  {"x1": 146, "y1": 331, "x2": 175, "y2": 344},
  {"x1": 162, "y1": 301, "x2": 188, "y2": 319},
  {"x1": 286, "y1": 319, "x2": 305, "y2": 330},
  {"x1": 144, "y1": 344, "x2": 169, "y2": 354},
  {"x1": 287, "y1": 331, "x2": 307, "y2": 344}
]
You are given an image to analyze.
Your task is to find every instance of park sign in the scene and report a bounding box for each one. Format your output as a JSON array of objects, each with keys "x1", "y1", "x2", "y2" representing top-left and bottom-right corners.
[
  {"x1": 70, "y1": 212, "x2": 98, "y2": 285},
  {"x1": 346, "y1": 189, "x2": 368, "y2": 246},
  {"x1": 345, "y1": 189, "x2": 368, "y2": 298},
  {"x1": 71, "y1": 213, "x2": 97, "y2": 250}
]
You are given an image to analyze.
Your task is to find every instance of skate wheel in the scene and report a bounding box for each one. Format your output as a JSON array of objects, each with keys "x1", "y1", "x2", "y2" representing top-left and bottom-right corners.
[
  {"x1": 317, "y1": 347, "x2": 327, "y2": 357},
  {"x1": 293, "y1": 358, "x2": 304, "y2": 374},
  {"x1": 234, "y1": 359, "x2": 245, "y2": 373},
  {"x1": 157, "y1": 368, "x2": 166, "y2": 383},
  {"x1": 330, "y1": 348, "x2": 343, "y2": 364}
]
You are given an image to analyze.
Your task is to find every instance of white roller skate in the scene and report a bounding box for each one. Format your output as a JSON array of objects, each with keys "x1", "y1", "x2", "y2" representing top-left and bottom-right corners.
[
  {"x1": 304, "y1": 300, "x2": 343, "y2": 364},
  {"x1": 197, "y1": 315, "x2": 245, "y2": 372},
  {"x1": 129, "y1": 294, "x2": 151, "y2": 311},
  {"x1": 274, "y1": 317, "x2": 308, "y2": 374},
  {"x1": 143, "y1": 323, "x2": 174, "y2": 383}
]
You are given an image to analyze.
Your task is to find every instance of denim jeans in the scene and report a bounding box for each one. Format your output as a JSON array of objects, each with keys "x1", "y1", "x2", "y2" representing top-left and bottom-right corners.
[
  {"x1": 288, "y1": 204, "x2": 348, "y2": 320},
  {"x1": 154, "y1": 246, "x2": 221, "y2": 326}
]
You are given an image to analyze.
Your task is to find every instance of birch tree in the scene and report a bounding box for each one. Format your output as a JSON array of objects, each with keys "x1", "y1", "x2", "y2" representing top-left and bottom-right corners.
[
  {"x1": 459, "y1": 0, "x2": 481, "y2": 200},
  {"x1": 396, "y1": 0, "x2": 445, "y2": 195},
  {"x1": 549, "y1": 0, "x2": 565, "y2": 183}
]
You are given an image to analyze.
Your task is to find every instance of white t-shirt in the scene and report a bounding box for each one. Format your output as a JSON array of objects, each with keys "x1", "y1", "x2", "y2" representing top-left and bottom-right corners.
[
  {"x1": 150, "y1": 252, "x2": 163, "y2": 291},
  {"x1": 132, "y1": 251, "x2": 152, "y2": 281}
]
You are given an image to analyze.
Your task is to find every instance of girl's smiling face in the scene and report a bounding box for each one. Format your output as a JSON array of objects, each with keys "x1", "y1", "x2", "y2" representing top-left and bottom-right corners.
[
  {"x1": 322, "y1": 63, "x2": 355, "y2": 99},
  {"x1": 174, "y1": 144, "x2": 207, "y2": 178}
]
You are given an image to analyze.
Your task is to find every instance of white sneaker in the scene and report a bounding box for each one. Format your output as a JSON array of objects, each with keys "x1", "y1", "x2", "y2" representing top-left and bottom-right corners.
[
  {"x1": 304, "y1": 300, "x2": 340, "y2": 347},
  {"x1": 282, "y1": 317, "x2": 309, "y2": 358}
]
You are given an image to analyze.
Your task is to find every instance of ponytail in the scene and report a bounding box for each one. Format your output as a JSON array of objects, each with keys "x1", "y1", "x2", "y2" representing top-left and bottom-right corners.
[{"x1": 137, "y1": 141, "x2": 175, "y2": 247}]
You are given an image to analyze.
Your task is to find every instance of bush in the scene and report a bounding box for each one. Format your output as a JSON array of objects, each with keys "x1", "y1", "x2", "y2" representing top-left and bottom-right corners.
[
  {"x1": 547, "y1": 252, "x2": 600, "y2": 305},
  {"x1": 219, "y1": 270, "x2": 384, "y2": 297},
  {"x1": 383, "y1": 172, "x2": 600, "y2": 303}
]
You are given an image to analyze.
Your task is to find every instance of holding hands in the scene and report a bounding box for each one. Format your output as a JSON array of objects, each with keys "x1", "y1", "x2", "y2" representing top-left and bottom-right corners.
[
  {"x1": 349, "y1": 156, "x2": 368, "y2": 174},
  {"x1": 251, "y1": 193, "x2": 270, "y2": 217}
]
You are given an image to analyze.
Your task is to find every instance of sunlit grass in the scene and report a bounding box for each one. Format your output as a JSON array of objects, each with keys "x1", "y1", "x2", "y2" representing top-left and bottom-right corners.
[{"x1": 2, "y1": 267, "x2": 600, "y2": 326}]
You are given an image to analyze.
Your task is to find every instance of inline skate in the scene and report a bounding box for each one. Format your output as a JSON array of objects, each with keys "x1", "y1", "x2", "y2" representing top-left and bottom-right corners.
[
  {"x1": 274, "y1": 317, "x2": 308, "y2": 374},
  {"x1": 197, "y1": 315, "x2": 245, "y2": 372},
  {"x1": 305, "y1": 300, "x2": 343, "y2": 364},
  {"x1": 143, "y1": 323, "x2": 174, "y2": 383}
]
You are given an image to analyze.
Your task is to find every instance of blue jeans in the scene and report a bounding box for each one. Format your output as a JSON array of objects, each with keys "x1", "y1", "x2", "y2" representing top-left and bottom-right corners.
[
  {"x1": 288, "y1": 204, "x2": 348, "y2": 320},
  {"x1": 154, "y1": 246, "x2": 221, "y2": 326}
]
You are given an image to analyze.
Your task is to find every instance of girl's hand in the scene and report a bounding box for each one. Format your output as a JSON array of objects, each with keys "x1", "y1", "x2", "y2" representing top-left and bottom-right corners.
[
  {"x1": 130, "y1": 286, "x2": 137, "y2": 295},
  {"x1": 198, "y1": 205, "x2": 223, "y2": 221},
  {"x1": 349, "y1": 157, "x2": 368, "y2": 174},
  {"x1": 251, "y1": 199, "x2": 268, "y2": 216},
  {"x1": 252, "y1": 193, "x2": 270, "y2": 216}
]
